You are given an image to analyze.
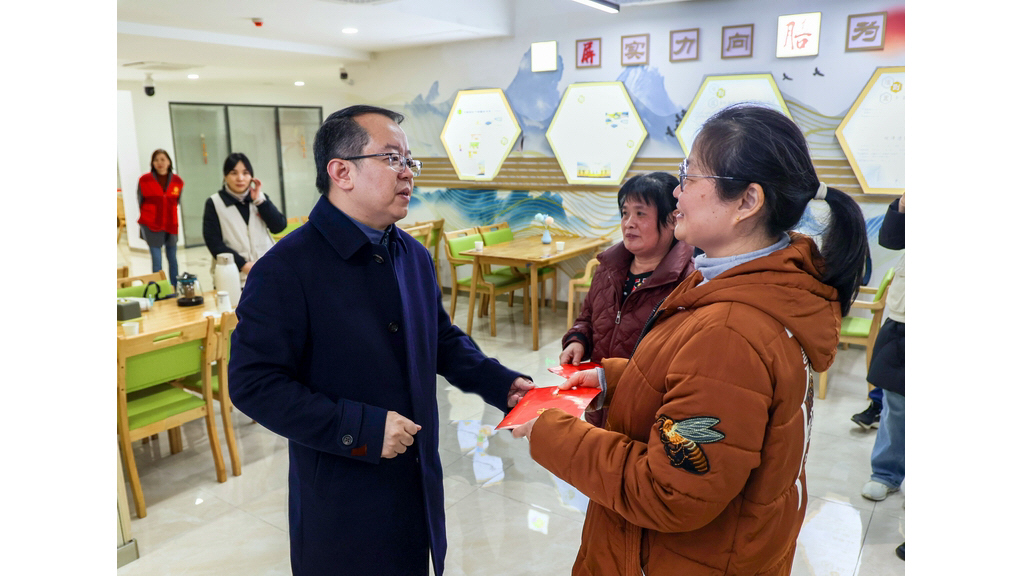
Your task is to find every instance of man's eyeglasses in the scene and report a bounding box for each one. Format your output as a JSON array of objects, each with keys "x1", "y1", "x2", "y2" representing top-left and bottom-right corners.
[
  {"x1": 678, "y1": 157, "x2": 747, "y2": 188},
  {"x1": 342, "y1": 153, "x2": 422, "y2": 177}
]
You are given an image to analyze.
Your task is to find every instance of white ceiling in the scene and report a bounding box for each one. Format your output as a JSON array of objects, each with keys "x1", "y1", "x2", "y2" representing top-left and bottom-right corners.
[{"x1": 116, "y1": 0, "x2": 690, "y2": 88}]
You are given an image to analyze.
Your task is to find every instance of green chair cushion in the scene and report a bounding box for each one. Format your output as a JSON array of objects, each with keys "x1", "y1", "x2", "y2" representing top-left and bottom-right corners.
[
  {"x1": 124, "y1": 337, "x2": 205, "y2": 394},
  {"x1": 126, "y1": 384, "x2": 205, "y2": 430},
  {"x1": 840, "y1": 316, "x2": 872, "y2": 338},
  {"x1": 481, "y1": 228, "x2": 514, "y2": 246},
  {"x1": 117, "y1": 279, "x2": 174, "y2": 300},
  {"x1": 873, "y1": 268, "x2": 896, "y2": 303}
]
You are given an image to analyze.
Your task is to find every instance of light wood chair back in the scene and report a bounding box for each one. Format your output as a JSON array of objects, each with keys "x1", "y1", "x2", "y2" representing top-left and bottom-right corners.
[
  {"x1": 818, "y1": 267, "x2": 896, "y2": 399},
  {"x1": 402, "y1": 222, "x2": 434, "y2": 246},
  {"x1": 444, "y1": 228, "x2": 531, "y2": 335},
  {"x1": 117, "y1": 194, "x2": 127, "y2": 243},
  {"x1": 566, "y1": 258, "x2": 600, "y2": 330},
  {"x1": 176, "y1": 311, "x2": 242, "y2": 476},
  {"x1": 117, "y1": 316, "x2": 225, "y2": 518},
  {"x1": 118, "y1": 266, "x2": 130, "y2": 279},
  {"x1": 117, "y1": 270, "x2": 167, "y2": 290}
]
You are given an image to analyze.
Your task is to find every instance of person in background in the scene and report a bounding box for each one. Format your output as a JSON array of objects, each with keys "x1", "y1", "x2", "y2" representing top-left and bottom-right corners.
[
  {"x1": 513, "y1": 105, "x2": 868, "y2": 575},
  {"x1": 859, "y1": 193, "x2": 905, "y2": 561},
  {"x1": 203, "y1": 152, "x2": 287, "y2": 286},
  {"x1": 560, "y1": 171, "x2": 694, "y2": 428},
  {"x1": 228, "y1": 105, "x2": 534, "y2": 576},
  {"x1": 137, "y1": 149, "x2": 182, "y2": 287}
]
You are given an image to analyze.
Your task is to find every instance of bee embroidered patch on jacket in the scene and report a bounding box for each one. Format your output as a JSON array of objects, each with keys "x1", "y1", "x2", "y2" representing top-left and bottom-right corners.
[{"x1": 656, "y1": 415, "x2": 725, "y2": 474}]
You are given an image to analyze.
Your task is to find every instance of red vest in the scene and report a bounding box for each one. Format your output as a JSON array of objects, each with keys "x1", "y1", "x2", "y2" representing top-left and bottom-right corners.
[{"x1": 138, "y1": 172, "x2": 183, "y2": 235}]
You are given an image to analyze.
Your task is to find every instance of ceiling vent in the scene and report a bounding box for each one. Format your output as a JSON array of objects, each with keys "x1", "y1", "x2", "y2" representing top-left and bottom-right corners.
[{"x1": 122, "y1": 61, "x2": 198, "y2": 72}]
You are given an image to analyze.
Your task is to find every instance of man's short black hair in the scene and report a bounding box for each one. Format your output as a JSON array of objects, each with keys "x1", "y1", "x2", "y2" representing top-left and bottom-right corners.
[{"x1": 313, "y1": 105, "x2": 405, "y2": 194}]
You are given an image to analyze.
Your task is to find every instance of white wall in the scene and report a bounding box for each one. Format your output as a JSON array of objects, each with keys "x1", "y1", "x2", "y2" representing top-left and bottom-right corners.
[{"x1": 119, "y1": 0, "x2": 904, "y2": 167}]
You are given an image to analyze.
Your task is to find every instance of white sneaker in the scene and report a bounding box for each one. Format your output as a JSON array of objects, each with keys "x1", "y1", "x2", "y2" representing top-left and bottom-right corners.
[{"x1": 862, "y1": 480, "x2": 897, "y2": 501}]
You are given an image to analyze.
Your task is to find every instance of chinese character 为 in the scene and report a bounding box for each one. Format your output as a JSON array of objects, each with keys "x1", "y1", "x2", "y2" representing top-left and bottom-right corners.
[
  {"x1": 728, "y1": 33, "x2": 750, "y2": 52},
  {"x1": 852, "y1": 20, "x2": 880, "y2": 42},
  {"x1": 782, "y1": 21, "x2": 812, "y2": 50},
  {"x1": 673, "y1": 36, "x2": 695, "y2": 56},
  {"x1": 581, "y1": 41, "x2": 595, "y2": 64},
  {"x1": 624, "y1": 40, "x2": 645, "y2": 61}
]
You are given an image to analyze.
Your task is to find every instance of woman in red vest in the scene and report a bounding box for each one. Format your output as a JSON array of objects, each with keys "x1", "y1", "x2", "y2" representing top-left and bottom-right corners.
[{"x1": 137, "y1": 149, "x2": 183, "y2": 287}]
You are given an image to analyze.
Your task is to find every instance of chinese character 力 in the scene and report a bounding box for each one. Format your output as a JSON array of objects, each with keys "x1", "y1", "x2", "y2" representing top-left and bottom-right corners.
[{"x1": 674, "y1": 36, "x2": 695, "y2": 56}]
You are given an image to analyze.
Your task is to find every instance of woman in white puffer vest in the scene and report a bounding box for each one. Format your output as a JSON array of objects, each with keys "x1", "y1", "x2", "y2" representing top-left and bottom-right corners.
[{"x1": 203, "y1": 152, "x2": 288, "y2": 287}]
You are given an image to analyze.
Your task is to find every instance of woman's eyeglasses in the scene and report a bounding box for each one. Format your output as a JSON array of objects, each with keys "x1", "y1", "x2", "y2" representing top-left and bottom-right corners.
[
  {"x1": 342, "y1": 153, "x2": 422, "y2": 177},
  {"x1": 678, "y1": 157, "x2": 747, "y2": 187}
]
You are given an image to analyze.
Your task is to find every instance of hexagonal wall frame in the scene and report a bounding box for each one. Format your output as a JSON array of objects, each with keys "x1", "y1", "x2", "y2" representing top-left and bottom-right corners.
[
  {"x1": 836, "y1": 66, "x2": 905, "y2": 194},
  {"x1": 546, "y1": 81, "x2": 647, "y2": 186},
  {"x1": 440, "y1": 89, "x2": 521, "y2": 181},
  {"x1": 675, "y1": 73, "x2": 790, "y2": 157}
]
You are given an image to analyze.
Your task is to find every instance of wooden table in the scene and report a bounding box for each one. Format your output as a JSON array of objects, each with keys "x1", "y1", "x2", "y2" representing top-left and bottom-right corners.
[
  {"x1": 461, "y1": 236, "x2": 609, "y2": 350},
  {"x1": 117, "y1": 291, "x2": 226, "y2": 337}
]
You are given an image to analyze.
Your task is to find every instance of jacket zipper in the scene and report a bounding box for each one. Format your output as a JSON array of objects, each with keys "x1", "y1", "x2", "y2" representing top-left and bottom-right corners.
[{"x1": 629, "y1": 297, "x2": 668, "y2": 359}]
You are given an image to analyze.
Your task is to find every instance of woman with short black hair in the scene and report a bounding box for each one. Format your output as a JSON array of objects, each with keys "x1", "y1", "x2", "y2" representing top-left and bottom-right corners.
[{"x1": 202, "y1": 152, "x2": 287, "y2": 286}]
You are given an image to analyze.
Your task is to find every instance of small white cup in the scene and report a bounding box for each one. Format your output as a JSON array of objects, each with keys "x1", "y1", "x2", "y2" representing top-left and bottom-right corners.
[
  {"x1": 474, "y1": 240, "x2": 484, "y2": 251},
  {"x1": 555, "y1": 241, "x2": 565, "y2": 252},
  {"x1": 216, "y1": 291, "x2": 232, "y2": 313},
  {"x1": 122, "y1": 322, "x2": 140, "y2": 336}
]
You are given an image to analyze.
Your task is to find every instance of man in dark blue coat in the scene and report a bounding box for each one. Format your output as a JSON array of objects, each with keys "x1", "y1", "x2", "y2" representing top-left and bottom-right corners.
[{"x1": 229, "y1": 105, "x2": 534, "y2": 576}]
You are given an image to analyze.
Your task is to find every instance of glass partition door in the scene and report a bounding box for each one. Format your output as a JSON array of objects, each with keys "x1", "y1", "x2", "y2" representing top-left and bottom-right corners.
[
  {"x1": 169, "y1": 104, "x2": 230, "y2": 247},
  {"x1": 278, "y1": 107, "x2": 322, "y2": 218},
  {"x1": 169, "y1": 103, "x2": 322, "y2": 247}
]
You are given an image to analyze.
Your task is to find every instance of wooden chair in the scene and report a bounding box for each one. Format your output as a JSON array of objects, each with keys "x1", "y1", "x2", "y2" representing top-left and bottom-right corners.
[
  {"x1": 177, "y1": 311, "x2": 242, "y2": 477},
  {"x1": 117, "y1": 193, "x2": 127, "y2": 243},
  {"x1": 444, "y1": 229, "x2": 531, "y2": 336},
  {"x1": 117, "y1": 270, "x2": 175, "y2": 300},
  {"x1": 818, "y1": 267, "x2": 896, "y2": 399},
  {"x1": 117, "y1": 270, "x2": 166, "y2": 290},
  {"x1": 402, "y1": 222, "x2": 434, "y2": 247},
  {"x1": 271, "y1": 216, "x2": 308, "y2": 242},
  {"x1": 566, "y1": 258, "x2": 600, "y2": 330},
  {"x1": 412, "y1": 218, "x2": 445, "y2": 285},
  {"x1": 477, "y1": 222, "x2": 559, "y2": 313},
  {"x1": 117, "y1": 317, "x2": 226, "y2": 518},
  {"x1": 442, "y1": 228, "x2": 513, "y2": 314},
  {"x1": 118, "y1": 266, "x2": 129, "y2": 279}
]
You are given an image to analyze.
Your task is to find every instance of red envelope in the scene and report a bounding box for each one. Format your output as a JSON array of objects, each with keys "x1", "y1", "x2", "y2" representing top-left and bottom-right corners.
[
  {"x1": 497, "y1": 386, "x2": 601, "y2": 430},
  {"x1": 546, "y1": 362, "x2": 601, "y2": 378}
]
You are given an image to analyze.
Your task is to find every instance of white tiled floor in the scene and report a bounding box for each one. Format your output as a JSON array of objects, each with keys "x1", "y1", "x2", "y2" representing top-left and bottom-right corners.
[{"x1": 117, "y1": 243, "x2": 905, "y2": 576}]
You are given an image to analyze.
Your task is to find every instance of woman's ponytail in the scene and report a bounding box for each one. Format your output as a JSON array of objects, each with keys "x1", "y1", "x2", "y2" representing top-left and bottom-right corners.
[{"x1": 818, "y1": 186, "x2": 868, "y2": 316}]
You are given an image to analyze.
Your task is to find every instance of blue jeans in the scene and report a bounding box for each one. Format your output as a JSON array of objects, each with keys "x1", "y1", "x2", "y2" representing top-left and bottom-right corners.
[
  {"x1": 149, "y1": 238, "x2": 178, "y2": 287},
  {"x1": 870, "y1": 389, "x2": 905, "y2": 489},
  {"x1": 868, "y1": 385, "x2": 883, "y2": 406}
]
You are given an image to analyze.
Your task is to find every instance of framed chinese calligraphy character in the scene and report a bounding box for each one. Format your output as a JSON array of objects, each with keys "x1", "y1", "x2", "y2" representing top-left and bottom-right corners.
[
  {"x1": 721, "y1": 24, "x2": 754, "y2": 59},
  {"x1": 621, "y1": 33, "x2": 650, "y2": 66},
  {"x1": 846, "y1": 12, "x2": 886, "y2": 52},
  {"x1": 670, "y1": 28, "x2": 699, "y2": 62},
  {"x1": 776, "y1": 12, "x2": 820, "y2": 58},
  {"x1": 576, "y1": 38, "x2": 602, "y2": 68}
]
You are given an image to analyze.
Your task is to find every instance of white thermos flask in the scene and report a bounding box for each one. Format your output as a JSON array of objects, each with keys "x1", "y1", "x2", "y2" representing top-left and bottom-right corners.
[{"x1": 214, "y1": 253, "x2": 242, "y2": 307}]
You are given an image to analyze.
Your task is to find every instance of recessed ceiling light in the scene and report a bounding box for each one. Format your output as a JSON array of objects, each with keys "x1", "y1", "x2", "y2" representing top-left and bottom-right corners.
[
  {"x1": 294, "y1": 81, "x2": 305, "y2": 86},
  {"x1": 342, "y1": 28, "x2": 358, "y2": 34},
  {"x1": 187, "y1": 74, "x2": 199, "y2": 79}
]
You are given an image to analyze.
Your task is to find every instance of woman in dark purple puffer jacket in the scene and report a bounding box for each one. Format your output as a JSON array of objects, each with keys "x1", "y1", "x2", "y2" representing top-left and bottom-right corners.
[{"x1": 560, "y1": 172, "x2": 695, "y2": 427}]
